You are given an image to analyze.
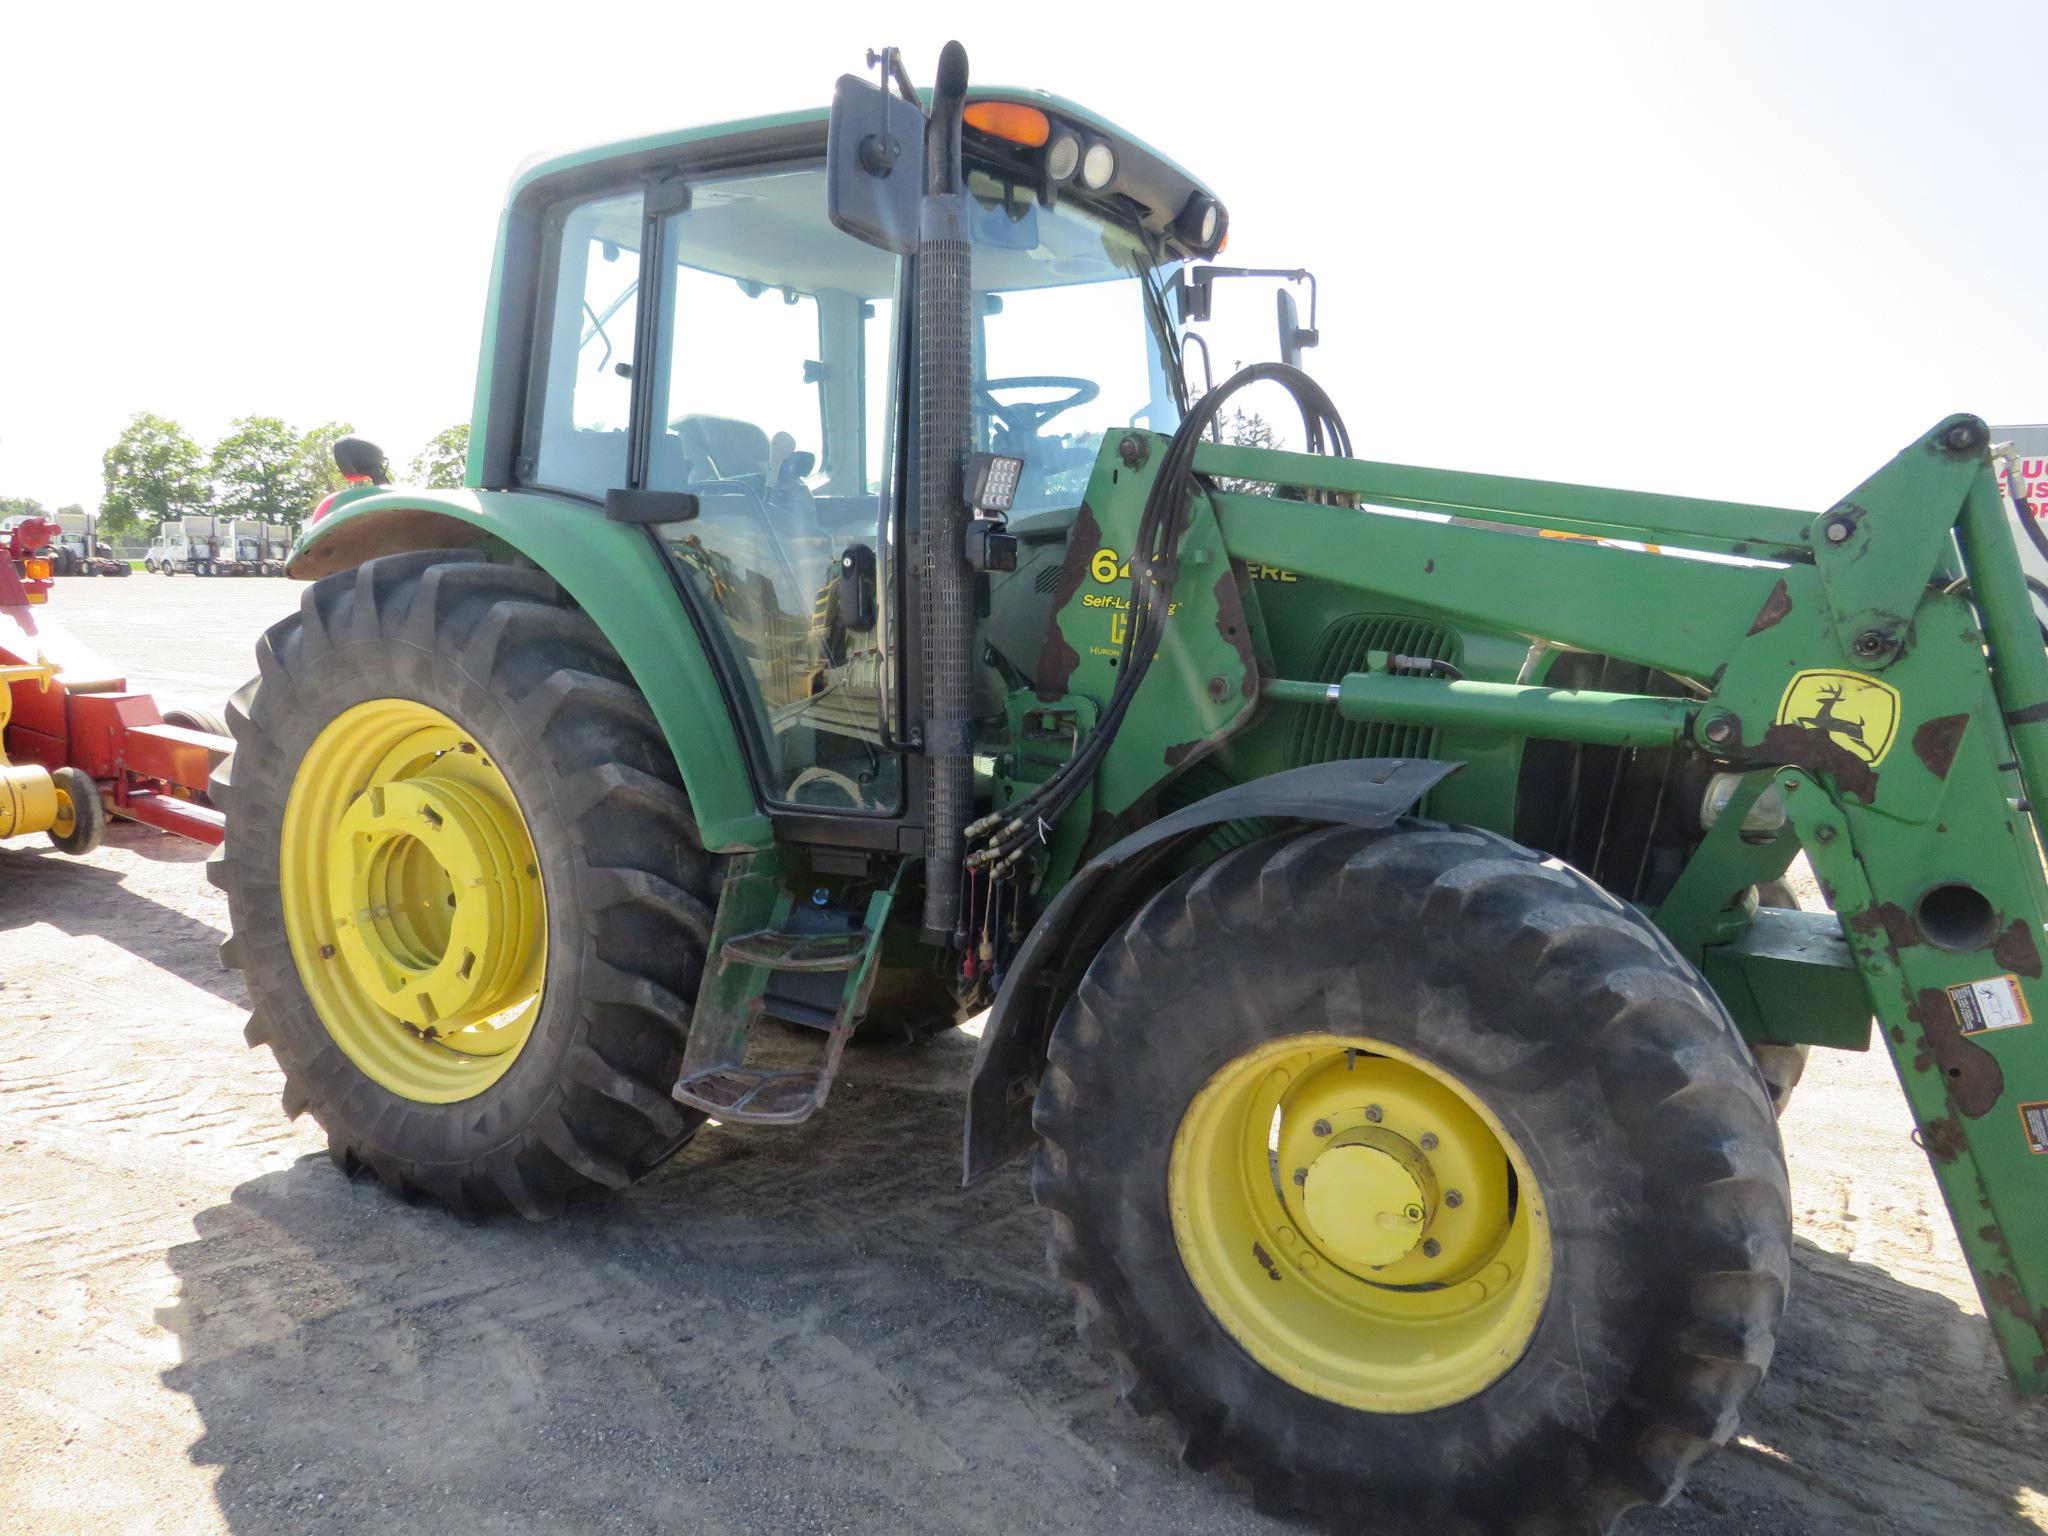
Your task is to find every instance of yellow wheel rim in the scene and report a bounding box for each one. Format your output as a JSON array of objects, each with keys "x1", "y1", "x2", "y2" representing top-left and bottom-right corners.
[
  {"x1": 1169, "y1": 1033, "x2": 1552, "y2": 1412},
  {"x1": 280, "y1": 699, "x2": 547, "y2": 1103}
]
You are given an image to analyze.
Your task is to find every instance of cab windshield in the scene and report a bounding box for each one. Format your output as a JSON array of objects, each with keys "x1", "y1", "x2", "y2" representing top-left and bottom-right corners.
[{"x1": 965, "y1": 168, "x2": 1183, "y2": 516}]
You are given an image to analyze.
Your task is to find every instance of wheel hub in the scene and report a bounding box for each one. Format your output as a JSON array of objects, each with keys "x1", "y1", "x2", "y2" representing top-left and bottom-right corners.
[
  {"x1": 328, "y1": 774, "x2": 538, "y2": 1032},
  {"x1": 1169, "y1": 1033, "x2": 1553, "y2": 1412},
  {"x1": 1300, "y1": 1138, "x2": 1429, "y2": 1270},
  {"x1": 281, "y1": 698, "x2": 548, "y2": 1103}
]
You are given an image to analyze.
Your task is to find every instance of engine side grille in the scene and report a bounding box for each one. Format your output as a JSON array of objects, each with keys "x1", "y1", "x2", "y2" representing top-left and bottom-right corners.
[{"x1": 1289, "y1": 615, "x2": 1460, "y2": 768}]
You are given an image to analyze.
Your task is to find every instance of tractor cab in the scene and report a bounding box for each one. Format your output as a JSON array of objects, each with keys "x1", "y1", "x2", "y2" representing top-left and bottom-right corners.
[{"x1": 493, "y1": 88, "x2": 1216, "y2": 818}]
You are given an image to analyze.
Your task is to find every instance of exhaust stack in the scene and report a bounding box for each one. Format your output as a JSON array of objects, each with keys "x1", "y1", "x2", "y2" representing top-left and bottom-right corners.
[{"x1": 916, "y1": 40, "x2": 974, "y2": 944}]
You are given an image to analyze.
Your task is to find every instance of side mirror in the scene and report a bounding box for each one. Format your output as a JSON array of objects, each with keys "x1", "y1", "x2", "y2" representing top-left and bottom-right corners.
[
  {"x1": 827, "y1": 74, "x2": 925, "y2": 255},
  {"x1": 1277, "y1": 289, "x2": 1319, "y2": 370}
]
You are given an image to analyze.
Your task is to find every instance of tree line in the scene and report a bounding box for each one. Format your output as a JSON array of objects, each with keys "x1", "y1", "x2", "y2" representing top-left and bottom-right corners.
[{"x1": 0, "y1": 414, "x2": 470, "y2": 538}]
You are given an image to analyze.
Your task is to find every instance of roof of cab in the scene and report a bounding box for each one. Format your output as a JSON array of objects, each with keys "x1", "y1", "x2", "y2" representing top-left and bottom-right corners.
[{"x1": 505, "y1": 85, "x2": 1216, "y2": 207}]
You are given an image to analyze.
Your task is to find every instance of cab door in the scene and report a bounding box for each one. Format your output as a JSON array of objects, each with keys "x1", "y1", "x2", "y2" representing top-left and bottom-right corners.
[{"x1": 519, "y1": 166, "x2": 907, "y2": 824}]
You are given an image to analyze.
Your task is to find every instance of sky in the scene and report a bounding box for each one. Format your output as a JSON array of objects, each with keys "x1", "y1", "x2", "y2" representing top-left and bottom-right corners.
[{"x1": 2, "y1": 0, "x2": 2043, "y2": 515}]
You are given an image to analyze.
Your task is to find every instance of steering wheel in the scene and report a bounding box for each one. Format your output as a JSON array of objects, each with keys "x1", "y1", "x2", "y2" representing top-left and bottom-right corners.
[{"x1": 974, "y1": 375, "x2": 1100, "y2": 443}]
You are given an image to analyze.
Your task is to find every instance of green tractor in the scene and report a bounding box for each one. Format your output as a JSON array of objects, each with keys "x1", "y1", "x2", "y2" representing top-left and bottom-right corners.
[{"x1": 212, "y1": 42, "x2": 2048, "y2": 1531}]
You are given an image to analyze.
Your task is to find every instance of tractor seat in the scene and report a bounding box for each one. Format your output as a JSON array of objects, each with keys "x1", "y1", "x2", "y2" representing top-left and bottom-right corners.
[{"x1": 675, "y1": 414, "x2": 771, "y2": 482}]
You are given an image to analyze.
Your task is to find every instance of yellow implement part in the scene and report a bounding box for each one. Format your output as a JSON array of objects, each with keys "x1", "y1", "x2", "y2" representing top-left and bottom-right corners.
[
  {"x1": 1169, "y1": 1033, "x2": 1552, "y2": 1413},
  {"x1": 0, "y1": 665, "x2": 60, "y2": 838},
  {"x1": 280, "y1": 699, "x2": 547, "y2": 1103},
  {"x1": 0, "y1": 760, "x2": 59, "y2": 838}
]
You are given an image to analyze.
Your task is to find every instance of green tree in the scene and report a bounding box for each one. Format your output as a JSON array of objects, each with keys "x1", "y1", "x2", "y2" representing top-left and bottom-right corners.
[
  {"x1": 101, "y1": 412, "x2": 208, "y2": 537},
  {"x1": 210, "y1": 415, "x2": 317, "y2": 522},
  {"x1": 297, "y1": 420, "x2": 359, "y2": 500},
  {"x1": 0, "y1": 495, "x2": 49, "y2": 523},
  {"x1": 408, "y1": 422, "x2": 470, "y2": 489}
]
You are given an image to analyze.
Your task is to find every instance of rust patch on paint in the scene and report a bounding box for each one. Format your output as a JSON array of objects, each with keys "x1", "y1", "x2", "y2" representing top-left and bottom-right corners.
[
  {"x1": 1909, "y1": 987, "x2": 2006, "y2": 1118},
  {"x1": 1162, "y1": 565, "x2": 1263, "y2": 772},
  {"x1": 1910, "y1": 713, "x2": 1970, "y2": 778},
  {"x1": 1921, "y1": 1113, "x2": 1968, "y2": 1163},
  {"x1": 1847, "y1": 902, "x2": 1918, "y2": 961},
  {"x1": 1992, "y1": 917, "x2": 2043, "y2": 979},
  {"x1": 1746, "y1": 578, "x2": 1793, "y2": 635},
  {"x1": 1214, "y1": 564, "x2": 1257, "y2": 699},
  {"x1": 1751, "y1": 722, "x2": 1879, "y2": 803},
  {"x1": 1033, "y1": 502, "x2": 1099, "y2": 701}
]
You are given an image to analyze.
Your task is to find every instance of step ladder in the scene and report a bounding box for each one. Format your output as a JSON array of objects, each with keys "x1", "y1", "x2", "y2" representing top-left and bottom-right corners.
[{"x1": 670, "y1": 853, "x2": 893, "y2": 1127}]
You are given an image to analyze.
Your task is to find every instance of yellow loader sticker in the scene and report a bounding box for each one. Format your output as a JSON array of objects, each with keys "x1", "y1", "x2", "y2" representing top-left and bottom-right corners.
[{"x1": 1775, "y1": 670, "x2": 1900, "y2": 767}]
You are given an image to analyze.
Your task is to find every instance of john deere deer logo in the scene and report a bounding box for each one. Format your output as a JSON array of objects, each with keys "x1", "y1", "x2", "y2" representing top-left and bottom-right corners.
[{"x1": 1775, "y1": 670, "x2": 1901, "y2": 766}]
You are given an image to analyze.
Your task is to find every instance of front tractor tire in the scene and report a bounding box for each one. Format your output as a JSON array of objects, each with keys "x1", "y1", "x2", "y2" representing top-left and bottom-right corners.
[
  {"x1": 211, "y1": 551, "x2": 719, "y2": 1218},
  {"x1": 1033, "y1": 825, "x2": 1791, "y2": 1533}
]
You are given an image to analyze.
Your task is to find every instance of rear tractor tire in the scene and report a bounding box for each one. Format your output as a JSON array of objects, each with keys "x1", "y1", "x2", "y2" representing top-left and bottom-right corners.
[
  {"x1": 1033, "y1": 824, "x2": 1792, "y2": 1534},
  {"x1": 210, "y1": 550, "x2": 720, "y2": 1218}
]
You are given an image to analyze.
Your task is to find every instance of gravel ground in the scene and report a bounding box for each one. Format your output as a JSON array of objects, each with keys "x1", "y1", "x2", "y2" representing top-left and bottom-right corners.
[{"x1": 2, "y1": 573, "x2": 2045, "y2": 1535}]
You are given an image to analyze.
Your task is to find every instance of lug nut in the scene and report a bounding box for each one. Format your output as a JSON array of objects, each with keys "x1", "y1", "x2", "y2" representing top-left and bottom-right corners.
[
  {"x1": 1445, "y1": 1189, "x2": 1463, "y2": 1208},
  {"x1": 1419, "y1": 1132, "x2": 1438, "y2": 1152},
  {"x1": 1364, "y1": 1105, "x2": 1383, "y2": 1124},
  {"x1": 1311, "y1": 1119, "x2": 1332, "y2": 1138},
  {"x1": 1292, "y1": 1167, "x2": 1307, "y2": 1187},
  {"x1": 1423, "y1": 1239, "x2": 1441, "y2": 1258}
]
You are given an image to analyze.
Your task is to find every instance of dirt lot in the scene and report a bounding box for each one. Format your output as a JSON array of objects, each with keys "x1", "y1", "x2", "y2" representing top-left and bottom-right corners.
[{"x1": 3, "y1": 574, "x2": 2045, "y2": 1535}]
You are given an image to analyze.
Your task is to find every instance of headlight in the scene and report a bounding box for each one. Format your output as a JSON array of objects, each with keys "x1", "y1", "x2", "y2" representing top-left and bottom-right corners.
[
  {"x1": 1699, "y1": 772, "x2": 1788, "y2": 836},
  {"x1": 1080, "y1": 141, "x2": 1116, "y2": 191},
  {"x1": 1175, "y1": 194, "x2": 1223, "y2": 251},
  {"x1": 1045, "y1": 133, "x2": 1080, "y2": 182}
]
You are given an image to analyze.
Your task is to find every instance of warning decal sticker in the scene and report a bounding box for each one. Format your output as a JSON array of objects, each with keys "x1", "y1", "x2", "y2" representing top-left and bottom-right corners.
[
  {"x1": 1947, "y1": 974, "x2": 2034, "y2": 1034},
  {"x1": 2021, "y1": 1102, "x2": 2048, "y2": 1156}
]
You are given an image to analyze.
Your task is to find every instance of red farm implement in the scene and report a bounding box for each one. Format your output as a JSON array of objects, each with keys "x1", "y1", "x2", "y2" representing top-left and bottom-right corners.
[{"x1": 1, "y1": 530, "x2": 230, "y2": 852}]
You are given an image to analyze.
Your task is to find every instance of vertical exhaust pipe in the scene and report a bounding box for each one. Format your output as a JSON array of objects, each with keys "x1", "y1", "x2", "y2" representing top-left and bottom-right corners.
[{"x1": 917, "y1": 40, "x2": 974, "y2": 944}]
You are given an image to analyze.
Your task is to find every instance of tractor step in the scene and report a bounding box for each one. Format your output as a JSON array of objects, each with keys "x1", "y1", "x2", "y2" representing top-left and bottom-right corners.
[
  {"x1": 720, "y1": 928, "x2": 869, "y2": 973},
  {"x1": 670, "y1": 852, "x2": 895, "y2": 1127}
]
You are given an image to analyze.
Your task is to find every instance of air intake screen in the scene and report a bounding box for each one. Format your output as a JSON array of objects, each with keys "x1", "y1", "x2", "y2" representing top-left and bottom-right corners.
[{"x1": 1289, "y1": 615, "x2": 1459, "y2": 767}]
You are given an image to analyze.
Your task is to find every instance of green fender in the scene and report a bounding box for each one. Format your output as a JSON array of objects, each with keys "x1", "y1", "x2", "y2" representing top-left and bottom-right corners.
[{"x1": 288, "y1": 488, "x2": 774, "y2": 852}]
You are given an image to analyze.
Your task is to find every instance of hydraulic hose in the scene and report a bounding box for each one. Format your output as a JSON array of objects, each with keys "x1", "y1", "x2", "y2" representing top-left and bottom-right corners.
[{"x1": 967, "y1": 363, "x2": 1350, "y2": 873}]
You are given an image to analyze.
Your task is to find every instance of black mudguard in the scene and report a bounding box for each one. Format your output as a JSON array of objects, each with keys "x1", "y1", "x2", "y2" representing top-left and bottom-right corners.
[{"x1": 961, "y1": 757, "x2": 1459, "y2": 1183}]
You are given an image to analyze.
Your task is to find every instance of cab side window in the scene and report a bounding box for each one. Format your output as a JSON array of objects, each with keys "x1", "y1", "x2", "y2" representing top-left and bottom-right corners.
[{"x1": 526, "y1": 190, "x2": 644, "y2": 499}]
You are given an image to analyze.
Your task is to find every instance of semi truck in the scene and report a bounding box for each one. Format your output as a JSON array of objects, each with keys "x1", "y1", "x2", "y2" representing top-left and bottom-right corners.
[{"x1": 49, "y1": 513, "x2": 130, "y2": 577}]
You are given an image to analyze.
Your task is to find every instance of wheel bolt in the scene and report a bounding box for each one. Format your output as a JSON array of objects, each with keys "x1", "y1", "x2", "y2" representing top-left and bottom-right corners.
[
  {"x1": 1423, "y1": 1238, "x2": 1441, "y2": 1258},
  {"x1": 1419, "y1": 1132, "x2": 1438, "y2": 1151},
  {"x1": 1445, "y1": 1189, "x2": 1463, "y2": 1208},
  {"x1": 1311, "y1": 1119, "x2": 1332, "y2": 1138},
  {"x1": 1364, "y1": 1104, "x2": 1383, "y2": 1124}
]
